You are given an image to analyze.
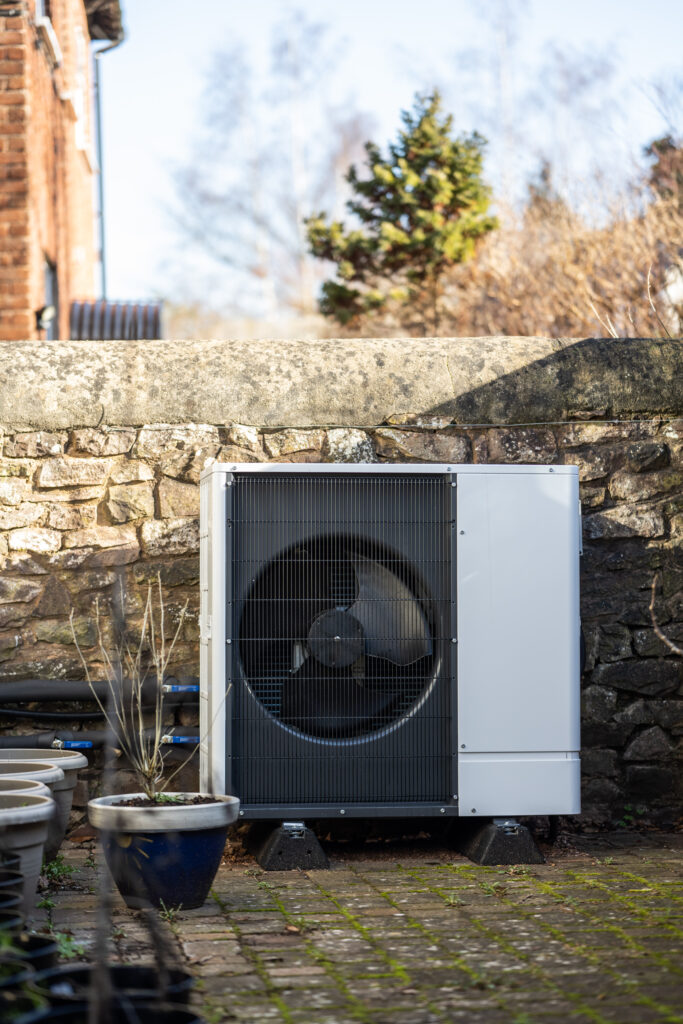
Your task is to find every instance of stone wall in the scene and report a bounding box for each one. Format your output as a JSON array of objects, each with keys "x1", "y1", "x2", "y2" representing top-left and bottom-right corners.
[{"x1": 0, "y1": 338, "x2": 681, "y2": 826}]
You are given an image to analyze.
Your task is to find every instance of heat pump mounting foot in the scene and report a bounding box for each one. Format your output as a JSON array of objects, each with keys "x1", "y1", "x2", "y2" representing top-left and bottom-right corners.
[
  {"x1": 248, "y1": 821, "x2": 330, "y2": 871},
  {"x1": 455, "y1": 818, "x2": 545, "y2": 866}
]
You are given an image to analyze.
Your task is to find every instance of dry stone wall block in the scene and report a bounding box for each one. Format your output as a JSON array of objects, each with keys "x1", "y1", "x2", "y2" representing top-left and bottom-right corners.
[
  {"x1": 581, "y1": 685, "x2": 618, "y2": 721},
  {"x1": 0, "y1": 480, "x2": 29, "y2": 505},
  {"x1": 33, "y1": 577, "x2": 73, "y2": 618},
  {"x1": 140, "y1": 518, "x2": 199, "y2": 556},
  {"x1": 624, "y1": 725, "x2": 674, "y2": 761},
  {"x1": 134, "y1": 425, "x2": 221, "y2": 459},
  {"x1": 160, "y1": 446, "x2": 220, "y2": 483},
  {"x1": 36, "y1": 458, "x2": 111, "y2": 489},
  {"x1": 70, "y1": 428, "x2": 137, "y2": 456},
  {"x1": 158, "y1": 478, "x2": 199, "y2": 519},
  {"x1": 109, "y1": 460, "x2": 155, "y2": 484},
  {"x1": 0, "y1": 578, "x2": 43, "y2": 604},
  {"x1": 8, "y1": 528, "x2": 61, "y2": 553},
  {"x1": 487, "y1": 427, "x2": 556, "y2": 463},
  {"x1": 325, "y1": 429, "x2": 376, "y2": 463},
  {"x1": 3, "y1": 432, "x2": 68, "y2": 458},
  {"x1": 45, "y1": 504, "x2": 97, "y2": 530},
  {"x1": 571, "y1": 451, "x2": 613, "y2": 481},
  {"x1": 583, "y1": 506, "x2": 666, "y2": 539},
  {"x1": 24, "y1": 485, "x2": 104, "y2": 503},
  {"x1": 0, "y1": 503, "x2": 47, "y2": 530},
  {"x1": 215, "y1": 445, "x2": 267, "y2": 464},
  {"x1": 626, "y1": 441, "x2": 670, "y2": 472},
  {"x1": 373, "y1": 429, "x2": 470, "y2": 463},
  {"x1": 591, "y1": 660, "x2": 681, "y2": 698},
  {"x1": 609, "y1": 469, "x2": 683, "y2": 502},
  {"x1": 106, "y1": 482, "x2": 155, "y2": 523},
  {"x1": 225, "y1": 424, "x2": 262, "y2": 452},
  {"x1": 0, "y1": 459, "x2": 32, "y2": 479},
  {"x1": 63, "y1": 526, "x2": 138, "y2": 550},
  {"x1": 558, "y1": 421, "x2": 660, "y2": 448},
  {"x1": 34, "y1": 617, "x2": 96, "y2": 647},
  {"x1": 263, "y1": 429, "x2": 325, "y2": 458}
]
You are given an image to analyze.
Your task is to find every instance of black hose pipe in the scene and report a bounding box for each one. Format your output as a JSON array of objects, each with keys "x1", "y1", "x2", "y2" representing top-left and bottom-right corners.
[
  {"x1": 0, "y1": 678, "x2": 199, "y2": 704},
  {"x1": 0, "y1": 708, "x2": 104, "y2": 721},
  {"x1": 0, "y1": 726, "x2": 201, "y2": 750}
]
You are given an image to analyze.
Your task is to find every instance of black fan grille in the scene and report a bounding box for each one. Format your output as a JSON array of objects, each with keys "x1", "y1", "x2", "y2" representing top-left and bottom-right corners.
[{"x1": 230, "y1": 472, "x2": 454, "y2": 807}]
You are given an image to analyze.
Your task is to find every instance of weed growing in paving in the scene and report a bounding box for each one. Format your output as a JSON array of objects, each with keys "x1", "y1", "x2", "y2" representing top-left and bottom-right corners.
[
  {"x1": 52, "y1": 931, "x2": 85, "y2": 960},
  {"x1": 159, "y1": 900, "x2": 181, "y2": 924},
  {"x1": 44, "y1": 854, "x2": 75, "y2": 884}
]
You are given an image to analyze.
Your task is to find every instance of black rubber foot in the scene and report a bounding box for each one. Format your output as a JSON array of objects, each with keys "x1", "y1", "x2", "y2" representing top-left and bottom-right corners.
[
  {"x1": 455, "y1": 819, "x2": 545, "y2": 865},
  {"x1": 249, "y1": 822, "x2": 330, "y2": 871}
]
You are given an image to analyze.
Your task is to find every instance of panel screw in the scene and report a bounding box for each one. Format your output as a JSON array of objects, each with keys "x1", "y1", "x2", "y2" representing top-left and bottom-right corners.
[
  {"x1": 226, "y1": 639, "x2": 232, "y2": 645},
  {"x1": 239, "y1": 810, "x2": 244, "y2": 816},
  {"x1": 451, "y1": 482, "x2": 456, "y2": 488},
  {"x1": 440, "y1": 807, "x2": 445, "y2": 814},
  {"x1": 451, "y1": 637, "x2": 457, "y2": 644},
  {"x1": 339, "y1": 809, "x2": 346, "y2": 815},
  {"x1": 461, "y1": 743, "x2": 466, "y2": 749},
  {"x1": 460, "y1": 530, "x2": 465, "y2": 535},
  {"x1": 471, "y1": 809, "x2": 476, "y2": 813},
  {"x1": 549, "y1": 467, "x2": 554, "y2": 473}
]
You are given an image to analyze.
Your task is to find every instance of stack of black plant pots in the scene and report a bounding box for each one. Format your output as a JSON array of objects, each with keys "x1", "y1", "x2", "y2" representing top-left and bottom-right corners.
[{"x1": 0, "y1": 849, "x2": 201, "y2": 1023}]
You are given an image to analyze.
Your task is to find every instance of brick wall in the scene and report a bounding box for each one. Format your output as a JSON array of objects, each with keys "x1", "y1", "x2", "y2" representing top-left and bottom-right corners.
[{"x1": 0, "y1": 1, "x2": 97, "y2": 341}]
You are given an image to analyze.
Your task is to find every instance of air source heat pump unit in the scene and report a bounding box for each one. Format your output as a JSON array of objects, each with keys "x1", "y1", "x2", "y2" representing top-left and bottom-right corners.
[{"x1": 200, "y1": 464, "x2": 581, "y2": 823}]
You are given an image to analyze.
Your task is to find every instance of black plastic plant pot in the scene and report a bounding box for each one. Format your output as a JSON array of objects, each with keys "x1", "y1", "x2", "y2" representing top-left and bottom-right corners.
[
  {"x1": 32, "y1": 963, "x2": 194, "y2": 1005},
  {"x1": 0, "y1": 908, "x2": 25, "y2": 931},
  {"x1": 88, "y1": 794, "x2": 239, "y2": 910},
  {"x1": 0, "y1": 954, "x2": 34, "y2": 989},
  {"x1": 0, "y1": 853, "x2": 21, "y2": 873},
  {"x1": 0, "y1": 990, "x2": 48, "y2": 1023},
  {"x1": 0, "y1": 871, "x2": 25, "y2": 894},
  {"x1": 0, "y1": 890, "x2": 22, "y2": 911},
  {"x1": 11, "y1": 934, "x2": 58, "y2": 973},
  {"x1": 14, "y1": 1001, "x2": 204, "y2": 1023}
]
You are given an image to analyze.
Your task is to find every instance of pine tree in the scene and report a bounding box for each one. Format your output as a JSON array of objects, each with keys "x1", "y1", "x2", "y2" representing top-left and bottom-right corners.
[{"x1": 306, "y1": 91, "x2": 497, "y2": 334}]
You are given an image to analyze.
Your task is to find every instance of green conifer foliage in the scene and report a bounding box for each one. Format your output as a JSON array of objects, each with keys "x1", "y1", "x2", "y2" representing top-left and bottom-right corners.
[{"x1": 306, "y1": 91, "x2": 497, "y2": 334}]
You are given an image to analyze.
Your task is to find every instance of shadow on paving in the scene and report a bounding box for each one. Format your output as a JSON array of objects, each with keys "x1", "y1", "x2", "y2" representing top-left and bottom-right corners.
[{"x1": 44, "y1": 831, "x2": 683, "y2": 1024}]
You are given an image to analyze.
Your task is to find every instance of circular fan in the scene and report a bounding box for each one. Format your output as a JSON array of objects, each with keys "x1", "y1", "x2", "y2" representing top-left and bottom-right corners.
[{"x1": 239, "y1": 537, "x2": 435, "y2": 740}]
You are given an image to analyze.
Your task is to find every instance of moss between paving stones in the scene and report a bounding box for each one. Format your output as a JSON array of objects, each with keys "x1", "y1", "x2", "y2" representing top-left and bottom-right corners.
[{"x1": 37, "y1": 838, "x2": 683, "y2": 1024}]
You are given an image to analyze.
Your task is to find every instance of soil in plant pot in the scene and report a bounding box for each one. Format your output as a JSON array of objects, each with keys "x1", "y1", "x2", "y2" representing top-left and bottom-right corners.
[{"x1": 117, "y1": 796, "x2": 219, "y2": 808}]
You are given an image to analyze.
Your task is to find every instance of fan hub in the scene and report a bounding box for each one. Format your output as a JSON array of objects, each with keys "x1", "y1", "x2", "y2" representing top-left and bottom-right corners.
[{"x1": 308, "y1": 610, "x2": 364, "y2": 668}]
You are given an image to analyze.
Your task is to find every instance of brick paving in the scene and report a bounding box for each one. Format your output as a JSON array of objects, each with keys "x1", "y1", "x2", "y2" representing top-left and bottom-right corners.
[{"x1": 42, "y1": 832, "x2": 683, "y2": 1024}]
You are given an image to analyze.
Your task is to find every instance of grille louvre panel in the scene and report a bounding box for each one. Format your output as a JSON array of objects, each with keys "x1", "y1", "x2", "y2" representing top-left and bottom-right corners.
[{"x1": 230, "y1": 472, "x2": 454, "y2": 808}]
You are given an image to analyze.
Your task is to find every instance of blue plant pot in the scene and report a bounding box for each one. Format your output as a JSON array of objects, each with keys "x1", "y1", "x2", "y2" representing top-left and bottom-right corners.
[{"x1": 87, "y1": 794, "x2": 239, "y2": 911}]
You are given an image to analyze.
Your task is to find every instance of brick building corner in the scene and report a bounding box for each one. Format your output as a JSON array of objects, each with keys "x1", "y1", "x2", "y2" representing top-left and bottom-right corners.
[{"x1": 0, "y1": 0, "x2": 122, "y2": 341}]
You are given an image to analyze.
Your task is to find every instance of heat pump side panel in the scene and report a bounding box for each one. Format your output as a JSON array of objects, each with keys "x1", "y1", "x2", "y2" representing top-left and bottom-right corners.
[
  {"x1": 199, "y1": 466, "x2": 229, "y2": 795},
  {"x1": 457, "y1": 469, "x2": 580, "y2": 815}
]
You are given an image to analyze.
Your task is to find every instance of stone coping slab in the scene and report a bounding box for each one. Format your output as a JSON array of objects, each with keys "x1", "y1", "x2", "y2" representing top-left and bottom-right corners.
[{"x1": 1, "y1": 337, "x2": 681, "y2": 430}]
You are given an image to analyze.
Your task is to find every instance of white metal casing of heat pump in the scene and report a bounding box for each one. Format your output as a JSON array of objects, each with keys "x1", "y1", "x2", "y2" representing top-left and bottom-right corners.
[{"x1": 199, "y1": 463, "x2": 581, "y2": 818}]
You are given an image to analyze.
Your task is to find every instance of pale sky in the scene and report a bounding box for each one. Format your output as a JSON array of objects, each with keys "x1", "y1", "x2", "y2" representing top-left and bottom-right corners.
[{"x1": 96, "y1": 0, "x2": 683, "y2": 303}]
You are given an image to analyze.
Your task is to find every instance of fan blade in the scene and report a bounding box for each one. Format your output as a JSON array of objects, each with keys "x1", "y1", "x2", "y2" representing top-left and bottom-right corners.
[
  {"x1": 281, "y1": 658, "x2": 400, "y2": 738},
  {"x1": 349, "y1": 558, "x2": 432, "y2": 666}
]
